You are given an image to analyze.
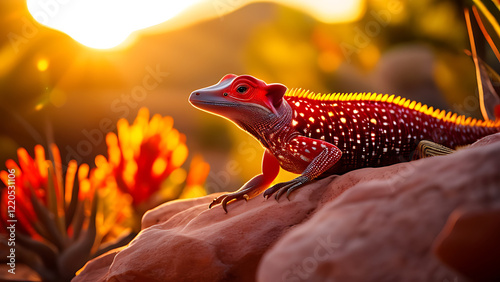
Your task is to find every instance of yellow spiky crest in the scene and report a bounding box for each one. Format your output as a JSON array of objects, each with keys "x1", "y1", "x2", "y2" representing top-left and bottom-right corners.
[{"x1": 284, "y1": 88, "x2": 500, "y2": 128}]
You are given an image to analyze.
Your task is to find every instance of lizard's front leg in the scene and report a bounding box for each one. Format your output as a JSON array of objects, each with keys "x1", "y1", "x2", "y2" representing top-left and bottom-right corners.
[
  {"x1": 263, "y1": 136, "x2": 342, "y2": 200},
  {"x1": 209, "y1": 149, "x2": 280, "y2": 212}
]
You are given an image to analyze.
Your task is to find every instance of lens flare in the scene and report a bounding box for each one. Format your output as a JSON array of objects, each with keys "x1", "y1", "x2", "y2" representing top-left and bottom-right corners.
[{"x1": 37, "y1": 58, "x2": 49, "y2": 71}]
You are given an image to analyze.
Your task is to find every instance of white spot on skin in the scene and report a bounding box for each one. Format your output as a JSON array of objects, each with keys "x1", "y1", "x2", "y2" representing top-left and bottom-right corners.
[{"x1": 300, "y1": 155, "x2": 311, "y2": 162}]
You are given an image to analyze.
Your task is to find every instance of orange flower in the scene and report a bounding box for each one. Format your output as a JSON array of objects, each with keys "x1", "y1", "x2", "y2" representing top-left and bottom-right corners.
[
  {"x1": 94, "y1": 107, "x2": 193, "y2": 208},
  {"x1": 180, "y1": 154, "x2": 210, "y2": 199},
  {"x1": 0, "y1": 109, "x2": 210, "y2": 280}
]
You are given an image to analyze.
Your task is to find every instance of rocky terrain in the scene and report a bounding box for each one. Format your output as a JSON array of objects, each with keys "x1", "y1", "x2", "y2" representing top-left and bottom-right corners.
[{"x1": 75, "y1": 133, "x2": 500, "y2": 282}]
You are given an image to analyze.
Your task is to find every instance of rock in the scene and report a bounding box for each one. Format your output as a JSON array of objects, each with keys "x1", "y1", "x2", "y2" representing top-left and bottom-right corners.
[
  {"x1": 75, "y1": 181, "x2": 352, "y2": 282},
  {"x1": 74, "y1": 133, "x2": 500, "y2": 282},
  {"x1": 74, "y1": 248, "x2": 123, "y2": 282},
  {"x1": 433, "y1": 204, "x2": 500, "y2": 281},
  {"x1": 258, "y1": 133, "x2": 500, "y2": 282}
]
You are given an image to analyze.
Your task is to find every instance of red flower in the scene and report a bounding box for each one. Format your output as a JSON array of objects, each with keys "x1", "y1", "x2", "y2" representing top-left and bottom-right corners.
[{"x1": 0, "y1": 144, "x2": 105, "y2": 280}]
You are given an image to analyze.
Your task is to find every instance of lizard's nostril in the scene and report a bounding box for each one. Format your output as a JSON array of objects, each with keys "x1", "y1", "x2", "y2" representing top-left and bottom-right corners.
[{"x1": 195, "y1": 92, "x2": 200, "y2": 96}]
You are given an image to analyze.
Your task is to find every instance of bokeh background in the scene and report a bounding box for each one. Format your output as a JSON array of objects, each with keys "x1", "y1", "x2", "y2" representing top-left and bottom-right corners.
[{"x1": 0, "y1": 0, "x2": 496, "y2": 193}]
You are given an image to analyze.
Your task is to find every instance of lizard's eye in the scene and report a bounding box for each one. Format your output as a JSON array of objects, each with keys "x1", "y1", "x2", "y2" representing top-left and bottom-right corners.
[{"x1": 236, "y1": 85, "x2": 248, "y2": 94}]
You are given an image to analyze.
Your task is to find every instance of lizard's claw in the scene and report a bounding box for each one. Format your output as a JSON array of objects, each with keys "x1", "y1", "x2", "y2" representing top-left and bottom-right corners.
[
  {"x1": 263, "y1": 176, "x2": 310, "y2": 201},
  {"x1": 209, "y1": 191, "x2": 250, "y2": 213}
]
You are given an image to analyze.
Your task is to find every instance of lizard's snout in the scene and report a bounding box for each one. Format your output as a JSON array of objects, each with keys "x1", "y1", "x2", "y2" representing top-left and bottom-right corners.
[
  {"x1": 189, "y1": 89, "x2": 218, "y2": 109},
  {"x1": 188, "y1": 91, "x2": 201, "y2": 104}
]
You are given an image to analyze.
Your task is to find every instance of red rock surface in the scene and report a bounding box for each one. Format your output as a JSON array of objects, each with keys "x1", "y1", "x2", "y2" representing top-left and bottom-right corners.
[
  {"x1": 74, "y1": 133, "x2": 500, "y2": 282},
  {"x1": 433, "y1": 205, "x2": 500, "y2": 281}
]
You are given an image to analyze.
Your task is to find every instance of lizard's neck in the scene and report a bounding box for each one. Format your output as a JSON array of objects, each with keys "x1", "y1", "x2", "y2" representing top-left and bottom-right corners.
[{"x1": 237, "y1": 100, "x2": 295, "y2": 149}]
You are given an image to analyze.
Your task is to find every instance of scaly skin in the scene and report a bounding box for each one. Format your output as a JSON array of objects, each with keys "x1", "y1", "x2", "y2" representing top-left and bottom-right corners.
[{"x1": 189, "y1": 74, "x2": 500, "y2": 212}]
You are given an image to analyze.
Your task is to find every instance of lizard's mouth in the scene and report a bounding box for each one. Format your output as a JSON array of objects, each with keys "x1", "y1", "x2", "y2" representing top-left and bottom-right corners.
[
  {"x1": 188, "y1": 99, "x2": 233, "y2": 108},
  {"x1": 188, "y1": 89, "x2": 235, "y2": 108}
]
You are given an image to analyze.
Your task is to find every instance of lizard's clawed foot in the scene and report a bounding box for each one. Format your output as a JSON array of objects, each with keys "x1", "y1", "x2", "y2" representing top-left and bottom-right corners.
[
  {"x1": 263, "y1": 176, "x2": 310, "y2": 201},
  {"x1": 209, "y1": 191, "x2": 250, "y2": 213}
]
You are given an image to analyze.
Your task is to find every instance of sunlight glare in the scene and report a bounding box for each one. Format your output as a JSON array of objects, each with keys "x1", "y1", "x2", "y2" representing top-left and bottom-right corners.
[
  {"x1": 26, "y1": 0, "x2": 202, "y2": 49},
  {"x1": 277, "y1": 0, "x2": 364, "y2": 23},
  {"x1": 26, "y1": 0, "x2": 364, "y2": 49}
]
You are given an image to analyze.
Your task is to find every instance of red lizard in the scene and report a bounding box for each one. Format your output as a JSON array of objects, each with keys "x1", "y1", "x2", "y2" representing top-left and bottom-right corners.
[{"x1": 189, "y1": 74, "x2": 500, "y2": 212}]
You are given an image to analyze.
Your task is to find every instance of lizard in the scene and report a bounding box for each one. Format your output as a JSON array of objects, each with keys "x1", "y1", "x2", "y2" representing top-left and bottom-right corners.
[{"x1": 189, "y1": 74, "x2": 500, "y2": 212}]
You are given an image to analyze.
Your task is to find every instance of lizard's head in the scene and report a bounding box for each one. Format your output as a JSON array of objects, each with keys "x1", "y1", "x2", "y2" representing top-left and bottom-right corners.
[{"x1": 189, "y1": 74, "x2": 287, "y2": 122}]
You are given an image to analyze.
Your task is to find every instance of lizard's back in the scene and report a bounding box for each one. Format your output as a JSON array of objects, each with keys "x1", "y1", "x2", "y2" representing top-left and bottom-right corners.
[{"x1": 286, "y1": 90, "x2": 500, "y2": 174}]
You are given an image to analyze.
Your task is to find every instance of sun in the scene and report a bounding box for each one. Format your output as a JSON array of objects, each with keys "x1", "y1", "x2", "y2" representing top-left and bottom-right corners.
[
  {"x1": 26, "y1": 0, "x2": 364, "y2": 50},
  {"x1": 26, "y1": 0, "x2": 202, "y2": 49}
]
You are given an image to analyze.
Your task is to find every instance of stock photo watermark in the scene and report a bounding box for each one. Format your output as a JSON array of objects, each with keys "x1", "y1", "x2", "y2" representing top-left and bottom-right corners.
[
  {"x1": 281, "y1": 234, "x2": 340, "y2": 282},
  {"x1": 64, "y1": 64, "x2": 169, "y2": 164},
  {"x1": 205, "y1": 140, "x2": 260, "y2": 192},
  {"x1": 341, "y1": 0, "x2": 403, "y2": 63},
  {"x1": 4, "y1": 168, "x2": 17, "y2": 275},
  {"x1": 452, "y1": 93, "x2": 481, "y2": 117},
  {"x1": 8, "y1": 0, "x2": 70, "y2": 53},
  {"x1": 212, "y1": 0, "x2": 247, "y2": 20}
]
